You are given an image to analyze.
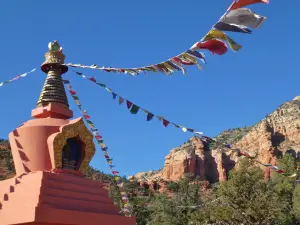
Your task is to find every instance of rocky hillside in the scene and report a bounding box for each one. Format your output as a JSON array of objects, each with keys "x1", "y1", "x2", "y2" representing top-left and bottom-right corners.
[
  {"x1": 0, "y1": 139, "x2": 15, "y2": 180},
  {"x1": 132, "y1": 96, "x2": 300, "y2": 183}
]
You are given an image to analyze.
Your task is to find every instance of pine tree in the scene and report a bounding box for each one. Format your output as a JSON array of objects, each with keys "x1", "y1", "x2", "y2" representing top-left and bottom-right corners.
[{"x1": 191, "y1": 158, "x2": 289, "y2": 224}]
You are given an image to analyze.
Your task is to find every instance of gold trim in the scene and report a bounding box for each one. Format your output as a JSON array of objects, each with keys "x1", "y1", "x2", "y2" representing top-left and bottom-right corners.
[{"x1": 52, "y1": 118, "x2": 95, "y2": 173}]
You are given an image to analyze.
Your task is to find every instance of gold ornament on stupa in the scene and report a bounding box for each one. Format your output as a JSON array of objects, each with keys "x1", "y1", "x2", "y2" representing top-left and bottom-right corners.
[{"x1": 37, "y1": 40, "x2": 69, "y2": 107}]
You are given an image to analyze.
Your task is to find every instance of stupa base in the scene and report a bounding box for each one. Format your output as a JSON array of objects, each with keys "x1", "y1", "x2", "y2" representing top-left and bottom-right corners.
[{"x1": 0, "y1": 171, "x2": 135, "y2": 225}]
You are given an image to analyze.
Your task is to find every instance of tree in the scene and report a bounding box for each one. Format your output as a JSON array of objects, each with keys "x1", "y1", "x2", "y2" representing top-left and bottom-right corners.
[
  {"x1": 271, "y1": 153, "x2": 298, "y2": 224},
  {"x1": 293, "y1": 184, "x2": 300, "y2": 222},
  {"x1": 149, "y1": 177, "x2": 202, "y2": 225},
  {"x1": 191, "y1": 158, "x2": 289, "y2": 225}
]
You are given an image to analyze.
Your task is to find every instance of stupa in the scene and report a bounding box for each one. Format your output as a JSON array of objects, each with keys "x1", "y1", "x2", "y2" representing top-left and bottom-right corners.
[{"x1": 0, "y1": 41, "x2": 136, "y2": 225}]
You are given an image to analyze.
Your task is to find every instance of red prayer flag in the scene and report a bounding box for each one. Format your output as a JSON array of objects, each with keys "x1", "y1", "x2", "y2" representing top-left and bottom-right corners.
[
  {"x1": 276, "y1": 169, "x2": 285, "y2": 174},
  {"x1": 69, "y1": 90, "x2": 76, "y2": 95},
  {"x1": 89, "y1": 77, "x2": 97, "y2": 82},
  {"x1": 83, "y1": 114, "x2": 91, "y2": 119},
  {"x1": 126, "y1": 100, "x2": 133, "y2": 109},
  {"x1": 172, "y1": 56, "x2": 194, "y2": 65},
  {"x1": 229, "y1": 0, "x2": 269, "y2": 10},
  {"x1": 163, "y1": 119, "x2": 170, "y2": 127},
  {"x1": 112, "y1": 171, "x2": 119, "y2": 175},
  {"x1": 95, "y1": 135, "x2": 102, "y2": 140},
  {"x1": 193, "y1": 39, "x2": 228, "y2": 55}
]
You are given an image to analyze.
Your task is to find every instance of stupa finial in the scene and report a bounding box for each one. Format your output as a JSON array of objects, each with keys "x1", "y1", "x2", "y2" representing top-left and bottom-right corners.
[
  {"x1": 41, "y1": 40, "x2": 68, "y2": 73},
  {"x1": 36, "y1": 40, "x2": 70, "y2": 109}
]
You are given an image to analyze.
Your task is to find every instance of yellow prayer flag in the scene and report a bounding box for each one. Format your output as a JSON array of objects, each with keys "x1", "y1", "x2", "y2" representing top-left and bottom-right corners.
[
  {"x1": 162, "y1": 62, "x2": 175, "y2": 73},
  {"x1": 181, "y1": 53, "x2": 203, "y2": 70},
  {"x1": 203, "y1": 29, "x2": 242, "y2": 52}
]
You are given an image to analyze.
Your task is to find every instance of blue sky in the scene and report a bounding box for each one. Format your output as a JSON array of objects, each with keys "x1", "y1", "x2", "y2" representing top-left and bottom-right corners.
[{"x1": 0, "y1": 0, "x2": 297, "y2": 176}]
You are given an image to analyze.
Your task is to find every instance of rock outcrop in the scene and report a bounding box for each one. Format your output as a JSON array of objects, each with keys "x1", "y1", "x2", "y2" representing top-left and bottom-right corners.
[{"x1": 132, "y1": 96, "x2": 300, "y2": 183}]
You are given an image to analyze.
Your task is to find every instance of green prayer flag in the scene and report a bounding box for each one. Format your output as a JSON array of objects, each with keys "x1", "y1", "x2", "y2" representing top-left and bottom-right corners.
[
  {"x1": 97, "y1": 139, "x2": 104, "y2": 144},
  {"x1": 72, "y1": 96, "x2": 79, "y2": 100},
  {"x1": 226, "y1": 36, "x2": 242, "y2": 52},
  {"x1": 130, "y1": 104, "x2": 140, "y2": 114},
  {"x1": 97, "y1": 82, "x2": 106, "y2": 88}
]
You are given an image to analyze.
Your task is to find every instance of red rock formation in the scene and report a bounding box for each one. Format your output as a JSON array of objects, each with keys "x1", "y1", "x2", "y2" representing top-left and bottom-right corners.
[{"x1": 133, "y1": 96, "x2": 300, "y2": 183}]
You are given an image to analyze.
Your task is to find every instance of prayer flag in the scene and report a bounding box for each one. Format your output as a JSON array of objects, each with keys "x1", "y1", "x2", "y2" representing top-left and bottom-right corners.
[
  {"x1": 166, "y1": 61, "x2": 181, "y2": 71},
  {"x1": 95, "y1": 135, "x2": 102, "y2": 140},
  {"x1": 147, "y1": 112, "x2": 154, "y2": 121},
  {"x1": 181, "y1": 53, "x2": 203, "y2": 70},
  {"x1": 288, "y1": 173, "x2": 297, "y2": 178},
  {"x1": 97, "y1": 139, "x2": 104, "y2": 144},
  {"x1": 172, "y1": 123, "x2": 180, "y2": 128},
  {"x1": 186, "y1": 50, "x2": 206, "y2": 63},
  {"x1": 96, "y1": 82, "x2": 106, "y2": 88},
  {"x1": 276, "y1": 169, "x2": 285, "y2": 174},
  {"x1": 155, "y1": 64, "x2": 170, "y2": 75},
  {"x1": 187, "y1": 128, "x2": 195, "y2": 133},
  {"x1": 169, "y1": 60, "x2": 187, "y2": 74},
  {"x1": 203, "y1": 29, "x2": 242, "y2": 52},
  {"x1": 264, "y1": 164, "x2": 272, "y2": 167},
  {"x1": 162, "y1": 62, "x2": 176, "y2": 73},
  {"x1": 222, "y1": 8, "x2": 266, "y2": 29},
  {"x1": 126, "y1": 101, "x2": 133, "y2": 109},
  {"x1": 63, "y1": 80, "x2": 70, "y2": 84},
  {"x1": 112, "y1": 92, "x2": 117, "y2": 99},
  {"x1": 229, "y1": 0, "x2": 269, "y2": 11},
  {"x1": 163, "y1": 119, "x2": 170, "y2": 127},
  {"x1": 69, "y1": 90, "x2": 76, "y2": 95},
  {"x1": 192, "y1": 39, "x2": 228, "y2": 55},
  {"x1": 144, "y1": 66, "x2": 157, "y2": 73},
  {"x1": 182, "y1": 127, "x2": 188, "y2": 132},
  {"x1": 119, "y1": 96, "x2": 125, "y2": 105},
  {"x1": 214, "y1": 22, "x2": 252, "y2": 34},
  {"x1": 89, "y1": 77, "x2": 97, "y2": 82},
  {"x1": 130, "y1": 104, "x2": 140, "y2": 114},
  {"x1": 83, "y1": 114, "x2": 91, "y2": 119},
  {"x1": 72, "y1": 95, "x2": 79, "y2": 100}
]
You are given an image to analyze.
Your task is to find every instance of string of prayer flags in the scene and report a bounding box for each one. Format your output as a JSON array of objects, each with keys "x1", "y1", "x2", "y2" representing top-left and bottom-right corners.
[
  {"x1": 0, "y1": 68, "x2": 36, "y2": 87},
  {"x1": 65, "y1": 0, "x2": 269, "y2": 76},
  {"x1": 222, "y1": 8, "x2": 267, "y2": 29},
  {"x1": 229, "y1": 0, "x2": 269, "y2": 11},
  {"x1": 63, "y1": 79, "x2": 133, "y2": 217},
  {"x1": 202, "y1": 29, "x2": 242, "y2": 52},
  {"x1": 191, "y1": 39, "x2": 228, "y2": 55},
  {"x1": 65, "y1": 49, "x2": 205, "y2": 76},
  {"x1": 74, "y1": 71, "x2": 204, "y2": 136}
]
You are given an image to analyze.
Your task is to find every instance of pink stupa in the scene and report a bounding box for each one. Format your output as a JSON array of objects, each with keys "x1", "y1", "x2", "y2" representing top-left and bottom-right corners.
[{"x1": 0, "y1": 41, "x2": 136, "y2": 225}]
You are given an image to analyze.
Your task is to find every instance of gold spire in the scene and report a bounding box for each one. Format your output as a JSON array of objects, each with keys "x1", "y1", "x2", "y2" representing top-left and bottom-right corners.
[{"x1": 37, "y1": 41, "x2": 69, "y2": 107}]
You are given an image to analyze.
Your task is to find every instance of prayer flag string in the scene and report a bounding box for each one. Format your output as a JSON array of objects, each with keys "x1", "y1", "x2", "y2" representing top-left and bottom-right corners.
[
  {"x1": 63, "y1": 79, "x2": 133, "y2": 217},
  {"x1": 73, "y1": 71, "x2": 204, "y2": 136},
  {"x1": 65, "y1": 0, "x2": 269, "y2": 76},
  {"x1": 0, "y1": 69, "x2": 36, "y2": 87}
]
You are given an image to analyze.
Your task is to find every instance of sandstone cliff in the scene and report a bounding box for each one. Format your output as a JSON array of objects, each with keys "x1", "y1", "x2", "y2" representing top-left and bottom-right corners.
[{"x1": 132, "y1": 96, "x2": 300, "y2": 183}]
